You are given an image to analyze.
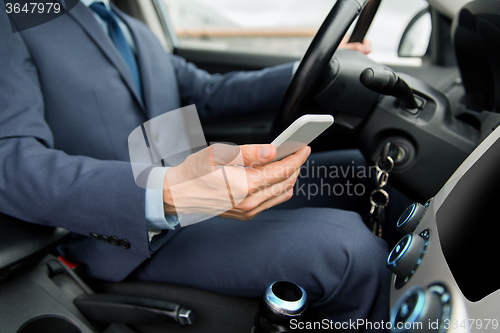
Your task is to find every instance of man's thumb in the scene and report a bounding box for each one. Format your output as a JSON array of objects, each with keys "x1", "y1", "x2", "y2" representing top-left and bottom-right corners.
[{"x1": 241, "y1": 144, "x2": 276, "y2": 166}]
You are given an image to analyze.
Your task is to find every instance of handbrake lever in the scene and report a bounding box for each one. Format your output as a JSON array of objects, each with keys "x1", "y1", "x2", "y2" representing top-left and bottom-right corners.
[{"x1": 74, "y1": 293, "x2": 194, "y2": 326}]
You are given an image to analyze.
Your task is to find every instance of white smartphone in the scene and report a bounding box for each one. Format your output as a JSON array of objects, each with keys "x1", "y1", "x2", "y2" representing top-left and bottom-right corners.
[{"x1": 271, "y1": 114, "x2": 334, "y2": 161}]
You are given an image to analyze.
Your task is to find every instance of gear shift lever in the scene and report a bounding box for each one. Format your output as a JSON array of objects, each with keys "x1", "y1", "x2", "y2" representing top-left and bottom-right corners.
[
  {"x1": 252, "y1": 281, "x2": 308, "y2": 333},
  {"x1": 360, "y1": 66, "x2": 419, "y2": 109}
]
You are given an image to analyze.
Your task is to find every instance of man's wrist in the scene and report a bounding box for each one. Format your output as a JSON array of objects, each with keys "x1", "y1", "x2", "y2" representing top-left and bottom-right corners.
[{"x1": 163, "y1": 168, "x2": 177, "y2": 216}]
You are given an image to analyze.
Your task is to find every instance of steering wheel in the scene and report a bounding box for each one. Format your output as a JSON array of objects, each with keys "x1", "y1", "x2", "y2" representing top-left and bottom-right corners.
[{"x1": 271, "y1": 0, "x2": 369, "y2": 138}]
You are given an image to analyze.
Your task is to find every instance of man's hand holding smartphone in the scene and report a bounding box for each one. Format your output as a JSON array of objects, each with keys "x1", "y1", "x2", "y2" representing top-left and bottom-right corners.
[
  {"x1": 163, "y1": 144, "x2": 310, "y2": 222},
  {"x1": 162, "y1": 114, "x2": 332, "y2": 222}
]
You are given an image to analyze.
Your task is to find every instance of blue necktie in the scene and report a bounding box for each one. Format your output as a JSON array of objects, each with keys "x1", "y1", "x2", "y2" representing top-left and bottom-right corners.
[{"x1": 90, "y1": 2, "x2": 142, "y2": 98}]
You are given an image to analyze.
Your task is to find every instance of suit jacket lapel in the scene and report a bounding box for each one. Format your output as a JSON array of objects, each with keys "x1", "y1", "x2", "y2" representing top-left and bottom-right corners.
[{"x1": 66, "y1": 2, "x2": 146, "y2": 112}]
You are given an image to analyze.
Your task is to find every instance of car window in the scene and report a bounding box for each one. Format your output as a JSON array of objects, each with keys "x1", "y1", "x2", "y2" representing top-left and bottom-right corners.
[{"x1": 159, "y1": 0, "x2": 429, "y2": 66}]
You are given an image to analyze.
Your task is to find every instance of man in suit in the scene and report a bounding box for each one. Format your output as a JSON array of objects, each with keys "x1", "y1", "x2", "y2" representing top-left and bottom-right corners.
[{"x1": 0, "y1": 1, "x2": 391, "y2": 330}]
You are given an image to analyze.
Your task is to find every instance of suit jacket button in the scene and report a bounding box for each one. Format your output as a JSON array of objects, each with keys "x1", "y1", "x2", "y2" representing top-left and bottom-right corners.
[
  {"x1": 99, "y1": 235, "x2": 110, "y2": 243},
  {"x1": 119, "y1": 239, "x2": 130, "y2": 249},
  {"x1": 90, "y1": 233, "x2": 100, "y2": 240},
  {"x1": 109, "y1": 236, "x2": 120, "y2": 246}
]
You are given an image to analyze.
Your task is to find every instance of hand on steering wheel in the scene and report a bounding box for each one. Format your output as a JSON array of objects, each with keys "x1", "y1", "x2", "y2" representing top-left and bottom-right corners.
[
  {"x1": 339, "y1": 35, "x2": 372, "y2": 55},
  {"x1": 271, "y1": 0, "x2": 369, "y2": 138}
]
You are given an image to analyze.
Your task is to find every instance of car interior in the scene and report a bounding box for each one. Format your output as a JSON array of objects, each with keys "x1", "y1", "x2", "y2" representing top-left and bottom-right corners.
[{"x1": 1, "y1": 0, "x2": 500, "y2": 332}]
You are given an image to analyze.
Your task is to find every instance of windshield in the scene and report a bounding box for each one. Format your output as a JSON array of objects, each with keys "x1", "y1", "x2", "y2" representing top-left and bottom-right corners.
[{"x1": 161, "y1": 0, "x2": 429, "y2": 65}]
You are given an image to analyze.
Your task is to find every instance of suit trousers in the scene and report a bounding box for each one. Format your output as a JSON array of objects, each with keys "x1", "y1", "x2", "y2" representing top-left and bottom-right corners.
[{"x1": 130, "y1": 150, "x2": 410, "y2": 331}]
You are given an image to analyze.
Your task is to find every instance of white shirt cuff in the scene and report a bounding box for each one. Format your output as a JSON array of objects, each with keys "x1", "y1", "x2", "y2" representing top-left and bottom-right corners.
[{"x1": 145, "y1": 167, "x2": 180, "y2": 232}]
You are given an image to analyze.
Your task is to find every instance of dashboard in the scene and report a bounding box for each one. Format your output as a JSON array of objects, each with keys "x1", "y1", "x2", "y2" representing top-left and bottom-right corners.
[{"x1": 387, "y1": 125, "x2": 500, "y2": 332}]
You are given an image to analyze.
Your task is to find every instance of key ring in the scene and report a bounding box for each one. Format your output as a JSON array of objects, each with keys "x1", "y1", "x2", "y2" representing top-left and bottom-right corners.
[
  {"x1": 376, "y1": 155, "x2": 394, "y2": 173},
  {"x1": 369, "y1": 188, "x2": 390, "y2": 208},
  {"x1": 376, "y1": 170, "x2": 389, "y2": 188}
]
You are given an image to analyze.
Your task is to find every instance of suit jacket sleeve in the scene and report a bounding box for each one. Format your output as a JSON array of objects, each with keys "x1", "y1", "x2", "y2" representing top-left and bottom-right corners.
[
  {"x1": 0, "y1": 16, "x2": 152, "y2": 258},
  {"x1": 170, "y1": 54, "x2": 294, "y2": 119}
]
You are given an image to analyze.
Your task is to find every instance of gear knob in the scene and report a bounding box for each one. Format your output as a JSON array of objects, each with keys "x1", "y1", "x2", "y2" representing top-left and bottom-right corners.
[{"x1": 252, "y1": 281, "x2": 308, "y2": 333}]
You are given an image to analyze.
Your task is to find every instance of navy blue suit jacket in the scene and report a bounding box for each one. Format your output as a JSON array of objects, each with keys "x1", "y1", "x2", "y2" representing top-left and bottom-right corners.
[{"x1": 0, "y1": 2, "x2": 293, "y2": 281}]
